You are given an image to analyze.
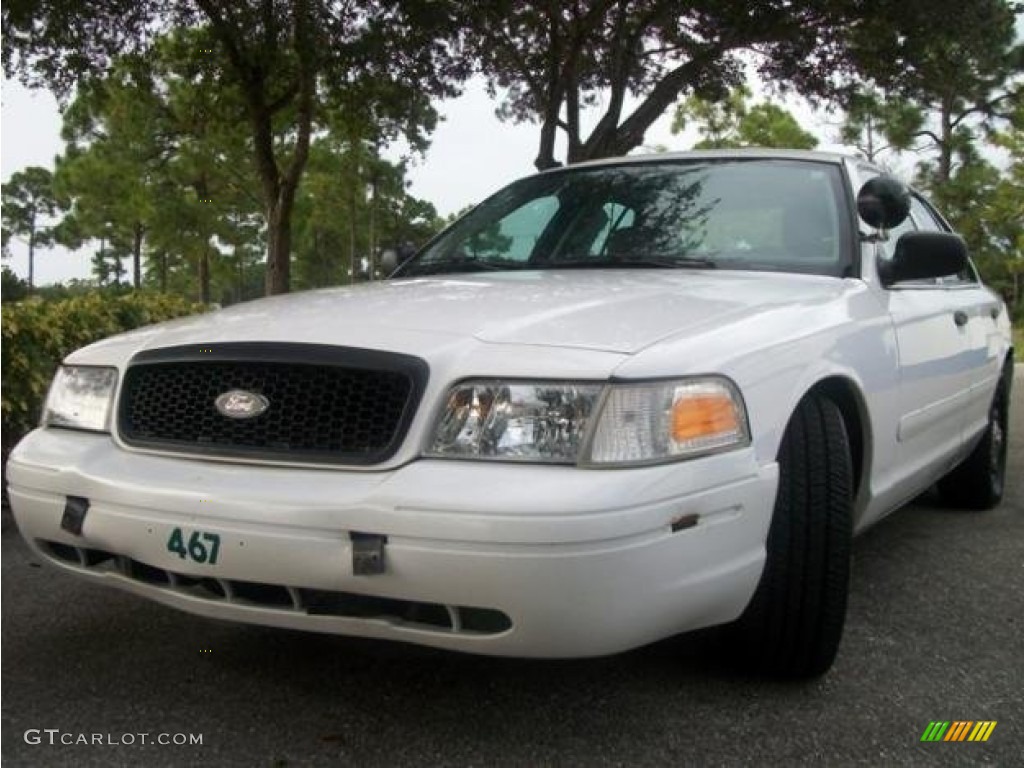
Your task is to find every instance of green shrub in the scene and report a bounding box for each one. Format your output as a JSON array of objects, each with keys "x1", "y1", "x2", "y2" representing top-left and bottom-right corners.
[{"x1": 2, "y1": 292, "x2": 206, "y2": 452}]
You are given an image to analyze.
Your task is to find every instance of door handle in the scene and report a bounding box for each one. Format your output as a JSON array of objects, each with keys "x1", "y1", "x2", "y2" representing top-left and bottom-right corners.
[
  {"x1": 989, "y1": 305, "x2": 1000, "y2": 320},
  {"x1": 953, "y1": 310, "x2": 969, "y2": 327}
]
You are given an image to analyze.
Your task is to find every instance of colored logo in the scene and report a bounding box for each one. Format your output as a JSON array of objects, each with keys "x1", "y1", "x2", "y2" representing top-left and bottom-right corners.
[
  {"x1": 920, "y1": 721, "x2": 997, "y2": 742},
  {"x1": 214, "y1": 390, "x2": 269, "y2": 420}
]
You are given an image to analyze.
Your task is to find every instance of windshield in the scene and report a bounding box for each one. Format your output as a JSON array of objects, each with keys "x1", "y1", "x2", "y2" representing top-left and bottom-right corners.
[{"x1": 397, "y1": 159, "x2": 852, "y2": 278}]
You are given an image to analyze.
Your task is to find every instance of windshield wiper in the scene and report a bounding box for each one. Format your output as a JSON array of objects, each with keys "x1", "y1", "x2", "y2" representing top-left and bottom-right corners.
[
  {"x1": 542, "y1": 256, "x2": 717, "y2": 270},
  {"x1": 402, "y1": 258, "x2": 522, "y2": 276}
]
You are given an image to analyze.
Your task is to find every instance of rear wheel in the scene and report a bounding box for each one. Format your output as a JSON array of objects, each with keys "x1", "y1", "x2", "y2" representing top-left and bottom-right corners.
[
  {"x1": 937, "y1": 367, "x2": 1011, "y2": 511},
  {"x1": 727, "y1": 394, "x2": 854, "y2": 678}
]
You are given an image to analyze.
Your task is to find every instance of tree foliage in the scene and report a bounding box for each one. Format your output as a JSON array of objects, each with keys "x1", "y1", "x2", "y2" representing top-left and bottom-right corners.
[
  {"x1": 461, "y1": 0, "x2": 969, "y2": 169},
  {"x1": 1, "y1": 167, "x2": 62, "y2": 290},
  {"x1": 3, "y1": 0, "x2": 465, "y2": 295},
  {"x1": 842, "y1": 0, "x2": 1022, "y2": 181},
  {"x1": 672, "y1": 86, "x2": 818, "y2": 149},
  {"x1": 948, "y1": 100, "x2": 1024, "y2": 312},
  {"x1": 1, "y1": 266, "x2": 30, "y2": 301},
  {"x1": 39, "y1": 27, "x2": 445, "y2": 304},
  {"x1": 834, "y1": 1, "x2": 1022, "y2": 312}
]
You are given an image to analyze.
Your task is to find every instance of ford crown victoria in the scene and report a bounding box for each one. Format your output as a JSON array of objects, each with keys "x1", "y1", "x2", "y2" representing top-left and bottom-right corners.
[{"x1": 6, "y1": 150, "x2": 1013, "y2": 677}]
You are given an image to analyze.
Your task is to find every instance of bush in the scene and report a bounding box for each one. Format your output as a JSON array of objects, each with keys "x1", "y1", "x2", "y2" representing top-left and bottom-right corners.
[
  {"x1": 1, "y1": 266, "x2": 29, "y2": 302},
  {"x1": 2, "y1": 292, "x2": 206, "y2": 453}
]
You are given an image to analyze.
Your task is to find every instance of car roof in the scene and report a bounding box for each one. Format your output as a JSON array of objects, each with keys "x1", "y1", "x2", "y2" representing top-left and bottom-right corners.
[{"x1": 562, "y1": 148, "x2": 867, "y2": 171}]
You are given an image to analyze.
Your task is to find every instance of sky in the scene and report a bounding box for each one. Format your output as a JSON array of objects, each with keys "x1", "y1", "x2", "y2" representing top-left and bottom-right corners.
[{"x1": 1, "y1": 73, "x2": 850, "y2": 286}]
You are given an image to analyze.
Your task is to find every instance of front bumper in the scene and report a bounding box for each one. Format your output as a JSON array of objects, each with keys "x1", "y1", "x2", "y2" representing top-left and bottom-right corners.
[{"x1": 7, "y1": 428, "x2": 778, "y2": 657}]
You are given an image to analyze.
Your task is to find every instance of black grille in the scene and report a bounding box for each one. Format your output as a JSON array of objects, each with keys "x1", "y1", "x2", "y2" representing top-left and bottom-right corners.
[{"x1": 118, "y1": 343, "x2": 427, "y2": 464}]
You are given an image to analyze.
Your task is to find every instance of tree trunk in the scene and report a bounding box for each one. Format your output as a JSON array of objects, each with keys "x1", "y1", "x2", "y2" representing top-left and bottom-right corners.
[
  {"x1": 236, "y1": 246, "x2": 244, "y2": 301},
  {"x1": 938, "y1": 98, "x2": 954, "y2": 184},
  {"x1": 581, "y1": 54, "x2": 719, "y2": 162},
  {"x1": 865, "y1": 114, "x2": 876, "y2": 162},
  {"x1": 132, "y1": 222, "x2": 144, "y2": 289},
  {"x1": 199, "y1": 244, "x2": 211, "y2": 304},
  {"x1": 265, "y1": 199, "x2": 292, "y2": 294},
  {"x1": 535, "y1": 119, "x2": 561, "y2": 171},
  {"x1": 27, "y1": 222, "x2": 35, "y2": 292},
  {"x1": 349, "y1": 184, "x2": 358, "y2": 283},
  {"x1": 98, "y1": 236, "x2": 106, "y2": 286},
  {"x1": 159, "y1": 251, "x2": 168, "y2": 293},
  {"x1": 367, "y1": 174, "x2": 377, "y2": 280}
]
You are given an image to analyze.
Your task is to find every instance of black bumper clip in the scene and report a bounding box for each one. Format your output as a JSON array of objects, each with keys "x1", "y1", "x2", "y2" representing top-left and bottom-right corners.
[
  {"x1": 350, "y1": 532, "x2": 387, "y2": 576},
  {"x1": 60, "y1": 496, "x2": 90, "y2": 536}
]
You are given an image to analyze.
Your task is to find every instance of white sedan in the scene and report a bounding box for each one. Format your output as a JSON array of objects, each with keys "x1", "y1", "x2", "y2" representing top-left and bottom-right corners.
[{"x1": 6, "y1": 150, "x2": 1013, "y2": 677}]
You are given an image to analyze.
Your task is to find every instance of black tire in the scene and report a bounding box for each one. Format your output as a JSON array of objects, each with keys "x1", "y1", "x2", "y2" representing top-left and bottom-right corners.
[
  {"x1": 937, "y1": 366, "x2": 1011, "y2": 511},
  {"x1": 727, "y1": 395, "x2": 854, "y2": 678}
]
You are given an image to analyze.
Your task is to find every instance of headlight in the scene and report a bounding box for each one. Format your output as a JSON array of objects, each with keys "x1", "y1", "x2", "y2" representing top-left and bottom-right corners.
[
  {"x1": 584, "y1": 378, "x2": 749, "y2": 466},
  {"x1": 42, "y1": 365, "x2": 119, "y2": 432},
  {"x1": 426, "y1": 376, "x2": 748, "y2": 466},
  {"x1": 425, "y1": 381, "x2": 604, "y2": 462}
]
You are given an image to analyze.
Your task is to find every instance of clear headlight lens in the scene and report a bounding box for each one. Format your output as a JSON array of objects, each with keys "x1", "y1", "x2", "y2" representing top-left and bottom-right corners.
[
  {"x1": 427, "y1": 376, "x2": 748, "y2": 466},
  {"x1": 42, "y1": 366, "x2": 119, "y2": 432},
  {"x1": 585, "y1": 378, "x2": 749, "y2": 466},
  {"x1": 425, "y1": 381, "x2": 603, "y2": 462}
]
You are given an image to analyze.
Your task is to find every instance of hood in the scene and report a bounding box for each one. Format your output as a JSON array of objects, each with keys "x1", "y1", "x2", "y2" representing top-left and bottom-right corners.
[{"x1": 74, "y1": 269, "x2": 851, "y2": 361}]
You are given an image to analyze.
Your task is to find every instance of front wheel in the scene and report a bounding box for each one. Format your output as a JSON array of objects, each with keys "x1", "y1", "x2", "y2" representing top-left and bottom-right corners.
[
  {"x1": 726, "y1": 394, "x2": 854, "y2": 678},
  {"x1": 937, "y1": 367, "x2": 1011, "y2": 511}
]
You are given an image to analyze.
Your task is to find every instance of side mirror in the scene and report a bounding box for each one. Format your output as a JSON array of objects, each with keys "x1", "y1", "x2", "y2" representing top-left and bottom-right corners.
[
  {"x1": 857, "y1": 176, "x2": 911, "y2": 230},
  {"x1": 877, "y1": 232, "x2": 968, "y2": 286},
  {"x1": 379, "y1": 249, "x2": 399, "y2": 274}
]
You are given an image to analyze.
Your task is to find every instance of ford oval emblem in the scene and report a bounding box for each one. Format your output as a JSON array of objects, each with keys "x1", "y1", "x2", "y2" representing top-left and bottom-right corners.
[{"x1": 214, "y1": 389, "x2": 270, "y2": 420}]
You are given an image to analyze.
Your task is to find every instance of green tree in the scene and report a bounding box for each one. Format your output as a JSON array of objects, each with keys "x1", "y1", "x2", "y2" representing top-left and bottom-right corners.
[
  {"x1": 43, "y1": 26, "x2": 444, "y2": 305},
  {"x1": 671, "y1": 87, "x2": 751, "y2": 149},
  {"x1": 4, "y1": 1, "x2": 463, "y2": 295},
  {"x1": 1, "y1": 266, "x2": 30, "y2": 301},
  {"x1": 1, "y1": 167, "x2": 62, "y2": 291},
  {"x1": 961, "y1": 102, "x2": 1024, "y2": 312},
  {"x1": 458, "y1": 0, "x2": 1011, "y2": 170},
  {"x1": 672, "y1": 86, "x2": 817, "y2": 150},
  {"x1": 463, "y1": 1, "x2": 849, "y2": 169},
  {"x1": 844, "y1": 1, "x2": 1021, "y2": 183},
  {"x1": 54, "y1": 31, "x2": 266, "y2": 302},
  {"x1": 837, "y1": 88, "x2": 924, "y2": 162},
  {"x1": 292, "y1": 136, "x2": 444, "y2": 289}
]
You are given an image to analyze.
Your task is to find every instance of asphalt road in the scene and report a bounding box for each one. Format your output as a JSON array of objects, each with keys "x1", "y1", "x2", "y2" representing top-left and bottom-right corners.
[{"x1": 3, "y1": 373, "x2": 1022, "y2": 767}]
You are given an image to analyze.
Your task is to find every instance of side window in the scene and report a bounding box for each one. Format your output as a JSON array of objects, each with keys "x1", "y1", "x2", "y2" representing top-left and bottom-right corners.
[
  {"x1": 909, "y1": 196, "x2": 942, "y2": 233},
  {"x1": 910, "y1": 195, "x2": 978, "y2": 285},
  {"x1": 879, "y1": 207, "x2": 917, "y2": 259}
]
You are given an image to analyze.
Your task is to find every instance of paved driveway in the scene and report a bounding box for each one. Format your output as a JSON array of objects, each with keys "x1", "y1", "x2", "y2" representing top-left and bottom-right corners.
[{"x1": 3, "y1": 371, "x2": 1022, "y2": 766}]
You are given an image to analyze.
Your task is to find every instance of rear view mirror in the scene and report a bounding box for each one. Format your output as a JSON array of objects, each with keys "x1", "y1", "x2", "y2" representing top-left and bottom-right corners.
[
  {"x1": 878, "y1": 232, "x2": 968, "y2": 286},
  {"x1": 857, "y1": 177, "x2": 911, "y2": 230}
]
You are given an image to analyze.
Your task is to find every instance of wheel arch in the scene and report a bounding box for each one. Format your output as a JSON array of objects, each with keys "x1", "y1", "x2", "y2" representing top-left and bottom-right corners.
[{"x1": 797, "y1": 376, "x2": 873, "y2": 526}]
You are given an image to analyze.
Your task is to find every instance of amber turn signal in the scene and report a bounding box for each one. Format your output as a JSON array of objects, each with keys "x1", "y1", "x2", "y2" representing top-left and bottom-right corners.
[{"x1": 671, "y1": 393, "x2": 741, "y2": 443}]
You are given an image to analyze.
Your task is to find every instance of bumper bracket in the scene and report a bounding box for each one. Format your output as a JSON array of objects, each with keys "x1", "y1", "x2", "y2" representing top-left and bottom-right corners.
[
  {"x1": 350, "y1": 532, "x2": 387, "y2": 576},
  {"x1": 60, "y1": 496, "x2": 90, "y2": 536}
]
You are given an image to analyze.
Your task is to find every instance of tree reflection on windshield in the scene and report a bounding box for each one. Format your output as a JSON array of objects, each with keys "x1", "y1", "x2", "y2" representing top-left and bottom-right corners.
[{"x1": 399, "y1": 159, "x2": 849, "y2": 278}]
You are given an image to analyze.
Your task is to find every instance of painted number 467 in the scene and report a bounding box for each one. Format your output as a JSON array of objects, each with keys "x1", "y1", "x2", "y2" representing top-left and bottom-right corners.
[{"x1": 167, "y1": 528, "x2": 221, "y2": 565}]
